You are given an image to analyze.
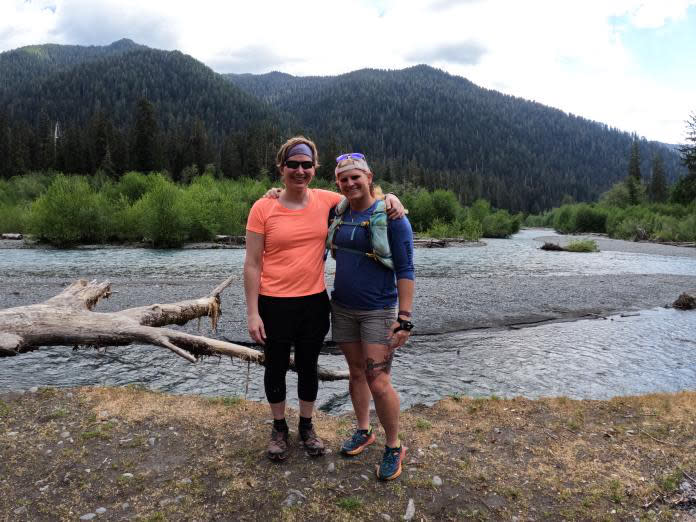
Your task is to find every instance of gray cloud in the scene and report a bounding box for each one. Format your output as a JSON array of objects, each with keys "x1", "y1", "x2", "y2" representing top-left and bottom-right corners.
[
  {"x1": 406, "y1": 40, "x2": 487, "y2": 66},
  {"x1": 208, "y1": 45, "x2": 299, "y2": 74}
]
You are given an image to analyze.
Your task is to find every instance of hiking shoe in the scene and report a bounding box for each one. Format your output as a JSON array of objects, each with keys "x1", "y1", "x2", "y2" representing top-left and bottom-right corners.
[
  {"x1": 376, "y1": 444, "x2": 405, "y2": 481},
  {"x1": 341, "y1": 427, "x2": 376, "y2": 456},
  {"x1": 299, "y1": 426, "x2": 325, "y2": 457},
  {"x1": 267, "y1": 427, "x2": 289, "y2": 462}
]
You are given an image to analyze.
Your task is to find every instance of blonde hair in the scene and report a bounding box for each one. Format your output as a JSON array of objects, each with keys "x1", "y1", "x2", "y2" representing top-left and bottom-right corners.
[{"x1": 275, "y1": 136, "x2": 320, "y2": 173}]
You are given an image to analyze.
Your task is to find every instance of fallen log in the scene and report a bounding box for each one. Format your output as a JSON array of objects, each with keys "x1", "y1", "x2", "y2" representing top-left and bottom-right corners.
[{"x1": 0, "y1": 278, "x2": 348, "y2": 380}]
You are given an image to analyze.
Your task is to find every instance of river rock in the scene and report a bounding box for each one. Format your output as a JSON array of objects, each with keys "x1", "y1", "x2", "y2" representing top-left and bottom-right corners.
[
  {"x1": 281, "y1": 489, "x2": 307, "y2": 507},
  {"x1": 432, "y1": 475, "x2": 443, "y2": 487},
  {"x1": 13, "y1": 506, "x2": 27, "y2": 515},
  {"x1": 95, "y1": 507, "x2": 106, "y2": 514},
  {"x1": 327, "y1": 462, "x2": 335, "y2": 473},
  {"x1": 79, "y1": 514, "x2": 96, "y2": 521},
  {"x1": 673, "y1": 292, "x2": 696, "y2": 310},
  {"x1": 403, "y1": 498, "x2": 415, "y2": 520}
]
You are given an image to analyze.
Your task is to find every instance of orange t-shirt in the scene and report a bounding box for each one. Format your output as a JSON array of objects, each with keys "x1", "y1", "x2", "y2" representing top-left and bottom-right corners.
[{"x1": 246, "y1": 189, "x2": 343, "y2": 297}]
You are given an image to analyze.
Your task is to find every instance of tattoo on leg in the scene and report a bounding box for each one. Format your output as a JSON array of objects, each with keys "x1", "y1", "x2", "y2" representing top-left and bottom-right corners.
[{"x1": 365, "y1": 353, "x2": 394, "y2": 377}]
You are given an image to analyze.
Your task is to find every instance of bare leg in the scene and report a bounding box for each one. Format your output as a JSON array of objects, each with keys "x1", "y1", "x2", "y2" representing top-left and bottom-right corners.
[
  {"x1": 269, "y1": 401, "x2": 286, "y2": 420},
  {"x1": 364, "y1": 342, "x2": 400, "y2": 447},
  {"x1": 299, "y1": 400, "x2": 315, "y2": 419},
  {"x1": 341, "y1": 341, "x2": 372, "y2": 429}
]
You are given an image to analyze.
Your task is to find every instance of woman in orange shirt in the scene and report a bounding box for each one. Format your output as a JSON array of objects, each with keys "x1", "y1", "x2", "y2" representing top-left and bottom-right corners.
[{"x1": 244, "y1": 136, "x2": 402, "y2": 461}]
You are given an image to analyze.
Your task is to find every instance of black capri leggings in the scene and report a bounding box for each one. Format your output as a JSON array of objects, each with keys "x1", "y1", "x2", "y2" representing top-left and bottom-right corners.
[{"x1": 258, "y1": 291, "x2": 331, "y2": 404}]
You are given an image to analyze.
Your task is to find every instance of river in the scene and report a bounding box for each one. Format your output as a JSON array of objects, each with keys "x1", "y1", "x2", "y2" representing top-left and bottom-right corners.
[{"x1": 1, "y1": 229, "x2": 695, "y2": 413}]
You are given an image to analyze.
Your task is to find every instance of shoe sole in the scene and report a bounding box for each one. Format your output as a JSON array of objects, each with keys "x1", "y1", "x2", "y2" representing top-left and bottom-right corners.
[
  {"x1": 303, "y1": 444, "x2": 326, "y2": 457},
  {"x1": 376, "y1": 446, "x2": 406, "y2": 481},
  {"x1": 341, "y1": 432, "x2": 377, "y2": 456},
  {"x1": 268, "y1": 451, "x2": 288, "y2": 462}
]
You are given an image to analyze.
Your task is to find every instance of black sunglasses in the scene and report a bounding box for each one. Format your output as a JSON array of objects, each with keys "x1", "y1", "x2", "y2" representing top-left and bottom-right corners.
[{"x1": 284, "y1": 160, "x2": 314, "y2": 170}]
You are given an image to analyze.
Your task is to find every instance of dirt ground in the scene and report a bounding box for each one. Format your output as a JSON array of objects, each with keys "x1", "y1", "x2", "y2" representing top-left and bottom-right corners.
[{"x1": 1, "y1": 388, "x2": 696, "y2": 521}]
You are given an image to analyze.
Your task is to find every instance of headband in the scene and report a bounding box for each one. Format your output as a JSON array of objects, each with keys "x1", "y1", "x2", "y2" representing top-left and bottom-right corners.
[{"x1": 285, "y1": 143, "x2": 313, "y2": 161}]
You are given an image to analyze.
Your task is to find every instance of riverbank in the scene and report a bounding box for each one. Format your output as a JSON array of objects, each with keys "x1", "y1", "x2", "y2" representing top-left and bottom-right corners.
[{"x1": 1, "y1": 387, "x2": 695, "y2": 521}]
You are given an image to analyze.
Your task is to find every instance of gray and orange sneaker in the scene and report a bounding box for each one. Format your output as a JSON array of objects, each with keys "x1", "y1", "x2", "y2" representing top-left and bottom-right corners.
[
  {"x1": 267, "y1": 427, "x2": 289, "y2": 462},
  {"x1": 300, "y1": 425, "x2": 325, "y2": 457},
  {"x1": 341, "y1": 427, "x2": 376, "y2": 456},
  {"x1": 376, "y1": 444, "x2": 405, "y2": 481}
]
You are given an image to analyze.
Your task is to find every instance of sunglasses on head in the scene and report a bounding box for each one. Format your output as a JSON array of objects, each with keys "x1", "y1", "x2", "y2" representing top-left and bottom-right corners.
[
  {"x1": 284, "y1": 160, "x2": 314, "y2": 170},
  {"x1": 336, "y1": 152, "x2": 365, "y2": 162}
]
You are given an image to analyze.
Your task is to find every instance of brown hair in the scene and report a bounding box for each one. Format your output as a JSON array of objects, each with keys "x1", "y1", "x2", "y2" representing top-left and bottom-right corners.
[{"x1": 275, "y1": 136, "x2": 320, "y2": 174}]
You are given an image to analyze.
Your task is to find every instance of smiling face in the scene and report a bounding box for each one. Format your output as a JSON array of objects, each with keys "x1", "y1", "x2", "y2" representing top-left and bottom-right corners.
[
  {"x1": 281, "y1": 154, "x2": 315, "y2": 191},
  {"x1": 336, "y1": 168, "x2": 374, "y2": 206}
]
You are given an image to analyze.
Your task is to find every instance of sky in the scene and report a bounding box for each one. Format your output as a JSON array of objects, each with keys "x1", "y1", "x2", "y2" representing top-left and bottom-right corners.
[{"x1": 1, "y1": 0, "x2": 695, "y2": 144}]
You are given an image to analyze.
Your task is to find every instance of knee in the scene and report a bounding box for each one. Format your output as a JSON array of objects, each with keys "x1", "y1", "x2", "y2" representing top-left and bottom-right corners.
[
  {"x1": 348, "y1": 364, "x2": 367, "y2": 382},
  {"x1": 367, "y1": 374, "x2": 392, "y2": 399}
]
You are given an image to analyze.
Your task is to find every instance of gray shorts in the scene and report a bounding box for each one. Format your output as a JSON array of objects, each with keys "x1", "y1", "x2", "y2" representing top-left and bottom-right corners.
[{"x1": 331, "y1": 300, "x2": 396, "y2": 346}]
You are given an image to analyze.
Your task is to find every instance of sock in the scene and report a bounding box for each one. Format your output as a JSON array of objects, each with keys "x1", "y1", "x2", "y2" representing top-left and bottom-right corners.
[
  {"x1": 299, "y1": 416, "x2": 313, "y2": 432},
  {"x1": 273, "y1": 418, "x2": 288, "y2": 432},
  {"x1": 357, "y1": 426, "x2": 371, "y2": 435}
]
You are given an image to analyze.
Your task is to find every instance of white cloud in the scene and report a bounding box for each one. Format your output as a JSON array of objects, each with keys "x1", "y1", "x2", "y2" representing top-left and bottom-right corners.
[{"x1": 0, "y1": 0, "x2": 694, "y2": 143}]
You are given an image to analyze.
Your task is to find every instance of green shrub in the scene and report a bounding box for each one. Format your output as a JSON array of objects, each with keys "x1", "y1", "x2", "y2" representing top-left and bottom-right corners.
[
  {"x1": 482, "y1": 209, "x2": 520, "y2": 238},
  {"x1": 136, "y1": 174, "x2": 189, "y2": 247},
  {"x1": 0, "y1": 202, "x2": 30, "y2": 233},
  {"x1": 566, "y1": 239, "x2": 598, "y2": 252},
  {"x1": 28, "y1": 175, "x2": 106, "y2": 245},
  {"x1": 573, "y1": 204, "x2": 607, "y2": 233}
]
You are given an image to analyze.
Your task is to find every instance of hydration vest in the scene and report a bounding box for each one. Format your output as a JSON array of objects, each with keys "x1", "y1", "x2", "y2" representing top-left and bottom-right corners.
[{"x1": 326, "y1": 197, "x2": 394, "y2": 271}]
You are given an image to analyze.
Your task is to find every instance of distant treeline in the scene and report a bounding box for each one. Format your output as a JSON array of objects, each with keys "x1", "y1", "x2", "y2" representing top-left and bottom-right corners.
[{"x1": 0, "y1": 171, "x2": 523, "y2": 247}]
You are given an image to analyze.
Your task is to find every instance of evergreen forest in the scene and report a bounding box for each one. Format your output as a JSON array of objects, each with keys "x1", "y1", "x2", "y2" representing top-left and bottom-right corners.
[{"x1": 0, "y1": 39, "x2": 694, "y2": 246}]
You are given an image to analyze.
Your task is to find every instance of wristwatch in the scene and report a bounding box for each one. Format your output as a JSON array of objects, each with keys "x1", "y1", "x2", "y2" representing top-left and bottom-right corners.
[{"x1": 394, "y1": 317, "x2": 414, "y2": 333}]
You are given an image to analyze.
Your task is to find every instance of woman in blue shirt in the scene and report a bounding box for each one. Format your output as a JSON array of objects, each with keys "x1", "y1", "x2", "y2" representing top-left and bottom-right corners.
[{"x1": 329, "y1": 153, "x2": 415, "y2": 481}]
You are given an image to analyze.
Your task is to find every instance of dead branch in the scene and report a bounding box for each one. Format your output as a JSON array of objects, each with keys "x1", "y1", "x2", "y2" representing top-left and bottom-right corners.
[
  {"x1": 638, "y1": 429, "x2": 678, "y2": 446},
  {"x1": 0, "y1": 278, "x2": 348, "y2": 380}
]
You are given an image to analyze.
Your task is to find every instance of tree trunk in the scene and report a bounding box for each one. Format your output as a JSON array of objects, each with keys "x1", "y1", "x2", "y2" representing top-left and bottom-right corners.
[{"x1": 0, "y1": 278, "x2": 348, "y2": 381}]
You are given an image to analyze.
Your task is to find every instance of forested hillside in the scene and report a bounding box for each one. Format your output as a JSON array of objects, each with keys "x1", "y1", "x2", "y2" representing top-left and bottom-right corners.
[
  {"x1": 0, "y1": 40, "x2": 688, "y2": 212},
  {"x1": 225, "y1": 66, "x2": 685, "y2": 212}
]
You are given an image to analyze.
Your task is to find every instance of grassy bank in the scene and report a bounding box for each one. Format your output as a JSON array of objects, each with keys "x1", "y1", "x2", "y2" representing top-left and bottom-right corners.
[{"x1": 2, "y1": 387, "x2": 695, "y2": 520}]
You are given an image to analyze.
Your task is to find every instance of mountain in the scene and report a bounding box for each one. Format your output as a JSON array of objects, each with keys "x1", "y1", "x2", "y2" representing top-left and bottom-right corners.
[
  {"x1": 2, "y1": 44, "x2": 272, "y2": 136},
  {"x1": 0, "y1": 40, "x2": 687, "y2": 211},
  {"x1": 225, "y1": 66, "x2": 686, "y2": 211},
  {"x1": 0, "y1": 39, "x2": 145, "y2": 97}
]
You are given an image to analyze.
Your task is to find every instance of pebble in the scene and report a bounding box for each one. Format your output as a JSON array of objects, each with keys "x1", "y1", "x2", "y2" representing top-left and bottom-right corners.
[
  {"x1": 39, "y1": 485, "x2": 49, "y2": 492},
  {"x1": 7, "y1": 432, "x2": 18, "y2": 437},
  {"x1": 66, "y1": 392, "x2": 73, "y2": 398},
  {"x1": 429, "y1": 444, "x2": 438, "y2": 449},
  {"x1": 46, "y1": 450, "x2": 52, "y2": 455},
  {"x1": 159, "y1": 499, "x2": 172, "y2": 507},
  {"x1": 121, "y1": 503, "x2": 130, "y2": 510},
  {"x1": 79, "y1": 514, "x2": 96, "y2": 521},
  {"x1": 361, "y1": 474, "x2": 369, "y2": 481},
  {"x1": 432, "y1": 476, "x2": 443, "y2": 487},
  {"x1": 381, "y1": 514, "x2": 391, "y2": 521},
  {"x1": 281, "y1": 489, "x2": 307, "y2": 507},
  {"x1": 284, "y1": 471, "x2": 291, "y2": 477},
  {"x1": 14, "y1": 506, "x2": 27, "y2": 515},
  {"x1": 60, "y1": 431, "x2": 70, "y2": 438},
  {"x1": 121, "y1": 473, "x2": 134, "y2": 479},
  {"x1": 95, "y1": 507, "x2": 106, "y2": 514},
  {"x1": 29, "y1": 387, "x2": 38, "y2": 393},
  {"x1": 148, "y1": 437, "x2": 156, "y2": 447},
  {"x1": 327, "y1": 462, "x2": 335, "y2": 473},
  {"x1": 174, "y1": 495, "x2": 185, "y2": 503},
  {"x1": 404, "y1": 498, "x2": 416, "y2": 520},
  {"x1": 179, "y1": 478, "x2": 192, "y2": 485},
  {"x1": 97, "y1": 410, "x2": 109, "y2": 421}
]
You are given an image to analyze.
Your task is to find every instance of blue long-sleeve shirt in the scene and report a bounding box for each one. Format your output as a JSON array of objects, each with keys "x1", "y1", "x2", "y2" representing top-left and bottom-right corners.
[{"x1": 329, "y1": 201, "x2": 414, "y2": 310}]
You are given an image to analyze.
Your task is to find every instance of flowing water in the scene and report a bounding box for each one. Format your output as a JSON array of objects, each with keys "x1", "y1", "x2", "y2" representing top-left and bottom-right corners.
[{"x1": 1, "y1": 229, "x2": 695, "y2": 413}]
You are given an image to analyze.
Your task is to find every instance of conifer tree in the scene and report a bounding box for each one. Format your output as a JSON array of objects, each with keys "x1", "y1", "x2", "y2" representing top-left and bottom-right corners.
[
  {"x1": 627, "y1": 139, "x2": 641, "y2": 181},
  {"x1": 648, "y1": 154, "x2": 668, "y2": 202},
  {"x1": 132, "y1": 98, "x2": 160, "y2": 172}
]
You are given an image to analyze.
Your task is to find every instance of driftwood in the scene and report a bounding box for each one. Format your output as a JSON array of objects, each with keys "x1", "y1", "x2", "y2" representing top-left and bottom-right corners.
[
  {"x1": 672, "y1": 292, "x2": 696, "y2": 310},
  {"x1": 0, "y1": 278, "x2": 348, "y2": 381},
  {"x1": 1, "y1": 233, "x2": 23, "y2": 240}
]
